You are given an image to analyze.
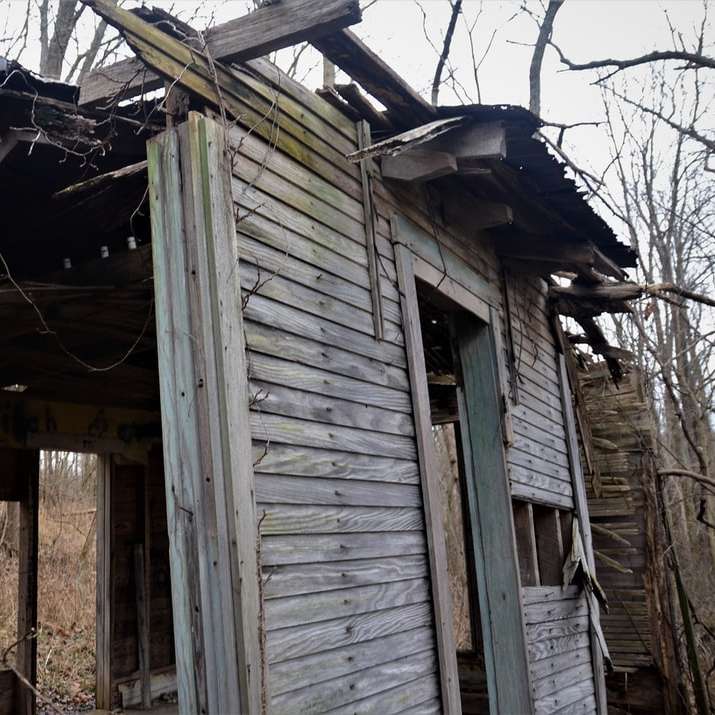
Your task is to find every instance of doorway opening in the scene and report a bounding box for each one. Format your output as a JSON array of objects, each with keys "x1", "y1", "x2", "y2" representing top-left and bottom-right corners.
[
  {"x1": 415, "y1": 281, "x2": 489, "y2": 715},
  {"x1": 0, "y1": 450, "x2": 97, "y2": 713}
]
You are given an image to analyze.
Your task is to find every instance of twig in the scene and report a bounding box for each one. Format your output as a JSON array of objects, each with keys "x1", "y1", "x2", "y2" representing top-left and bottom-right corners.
[{"x1": 2, "y1": 631, "x2": 63, "y2": 715}]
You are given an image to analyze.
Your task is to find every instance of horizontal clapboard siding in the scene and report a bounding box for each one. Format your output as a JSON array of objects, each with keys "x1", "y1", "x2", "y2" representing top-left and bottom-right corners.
[
  {"x1": 228, "y1": 50, "x2": 598, "y2": 713},
  {"x1": 524, "y1": 587, "x2": 596, "y2": 715},
  {"x1": 506, "y1": 278, "x2": 575, "y2": 509},
  {"x1": 230, "y1": 74, "x2": 441, "y2": 712}
]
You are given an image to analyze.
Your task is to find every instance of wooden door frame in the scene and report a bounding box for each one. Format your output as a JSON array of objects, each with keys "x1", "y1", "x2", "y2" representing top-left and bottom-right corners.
[{"x1": 393, "y1": 220, "x2": 533, "y2": 715}]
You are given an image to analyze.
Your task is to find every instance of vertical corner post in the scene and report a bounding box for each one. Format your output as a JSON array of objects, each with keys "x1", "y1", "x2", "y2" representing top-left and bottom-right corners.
[
  {"x1": 95, "y1": 455, "x2": 112, "y2": 710},
  {"x1": 148, "y1": 111, "x2": 261, "y2": 715},
  {"x1": 357, "y1": 120, "x2": 384, "y2": 340},
  {"x1": 16, "y1": 449, "x2": 39, "y2": 715}
]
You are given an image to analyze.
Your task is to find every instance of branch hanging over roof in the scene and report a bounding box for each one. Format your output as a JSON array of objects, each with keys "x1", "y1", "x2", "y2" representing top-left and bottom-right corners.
[
  {"x1": 311, "y1": 29, "x2": 437, "y2": 127},
  {"x1": 79, "y1": 0, "x2": 361, "y2": 106}
]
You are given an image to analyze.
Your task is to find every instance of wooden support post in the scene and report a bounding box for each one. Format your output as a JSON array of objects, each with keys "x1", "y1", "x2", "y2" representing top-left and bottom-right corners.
[
  {"x1": 455, "y1": 315, "x2": 533, "y2": 715},
  {"x1": 557, "y1": 353, "x2": 608, "y2": 714},
  {"x1": 133, "y1": 544, "x2": 151, "y2": 709},
  {"x1": 148, "y1": 112, "x2": 261, "y2": 715},
  {"x1": 357, "y1": 120, "x2": 384, "y2": 341},
  {"x1": 513, "y1": 501, "x2": 540, "y2": 587},
  {"x1": 95, "y1": 455, "x2": 112, "y2": 711},
  {"x1": 16, "y1": 450, "x2": 39, "y2": 715},
  {"x1": 393, "y1": 243, "x2": 461, "y2": 714}
]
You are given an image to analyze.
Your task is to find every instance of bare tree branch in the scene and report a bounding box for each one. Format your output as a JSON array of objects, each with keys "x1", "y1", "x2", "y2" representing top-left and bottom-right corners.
[
  {"x1": 550, "y1": 43, "x2": 715, "y2": 77},
  {"x1": 529, "y1": 0, "x2": 564, "y2": 117},
  {"x1": 431, "y1": 0, "x2": 462, "y2": 105}
]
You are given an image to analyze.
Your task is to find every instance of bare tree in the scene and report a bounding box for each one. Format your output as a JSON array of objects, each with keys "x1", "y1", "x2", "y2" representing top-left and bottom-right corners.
[{"x1": 528, "y1": 0, "x2": 564, "y2": 117}]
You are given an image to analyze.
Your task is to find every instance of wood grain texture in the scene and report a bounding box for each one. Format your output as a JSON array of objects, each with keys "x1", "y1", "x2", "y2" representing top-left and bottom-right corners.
[
  {"x1": 269, "y1": 626, "x2": 434, "y2": 695},
  {"x1": 267, "y1": 602, "x2": 433, "y2": 662},
  {"x1": 148, "y1": 114, "x2": 260, "y2": 714},
  {"x1": 259, "y1": 505, "x2": 424, "y2": 536},
  {"x1": 252, "y1": 444, "x2": 419, "y2": 484},
  {"x1": 263, "y1": 554, "x2": 428, "y2": 599},
  {"x1": 394, "y1": 241, "x2": 461, "y2": 713},
  {"x1": 271, "y1": 650, "x2": 437, "y2": 714},
  {"x1": 261, "y1": 532, "x2": 426, "y2": 567},
  {"x1": 266, "y1": 578, "x2": 431, "y2": 630}
]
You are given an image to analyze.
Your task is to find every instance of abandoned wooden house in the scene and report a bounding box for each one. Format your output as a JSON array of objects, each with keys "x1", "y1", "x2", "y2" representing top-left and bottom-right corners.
[{"x1": 0, "y1": 1, "x2": 677, "y2": 713}]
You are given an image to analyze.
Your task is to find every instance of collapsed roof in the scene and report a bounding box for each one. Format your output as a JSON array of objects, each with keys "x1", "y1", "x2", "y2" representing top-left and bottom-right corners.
[{"x1": 0, "y1": 0, "x2": 639, "y2": 403}]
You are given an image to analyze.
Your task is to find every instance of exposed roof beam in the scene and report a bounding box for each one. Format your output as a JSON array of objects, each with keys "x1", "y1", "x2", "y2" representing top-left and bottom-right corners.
[
  {"x1": 311, "y1": 29, "x2": 437, "y2": 127},
  {"x1": 79, "y1": 0, "x2": 361, "y2": 106}
]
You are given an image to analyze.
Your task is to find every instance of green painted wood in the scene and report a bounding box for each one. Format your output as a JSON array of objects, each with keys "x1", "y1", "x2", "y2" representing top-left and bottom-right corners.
[
  {"x1": 456, "y1": 313, "x2": 534, "y2": 715},
  {"x1": 148, "y1": 113, "x2": 260, "y2": 714}
]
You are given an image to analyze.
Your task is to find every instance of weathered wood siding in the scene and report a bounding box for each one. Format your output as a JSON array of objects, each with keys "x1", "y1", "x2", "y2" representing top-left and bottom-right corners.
[
  {"x1": 108, "y1": 452, "x2": 174, "y2": 704},
  {"x1": 228, "y1": 65, "x2": 439, "y2": 713},
  {"x1": 505, "y1": 277, "x2": 574, "y2": 510},
  {"x1": 523, "y1": 587, "x2": 596, "y2": 714},
  {"x1": 225, "y1": 58, "x2": 596, "y2": 712}
]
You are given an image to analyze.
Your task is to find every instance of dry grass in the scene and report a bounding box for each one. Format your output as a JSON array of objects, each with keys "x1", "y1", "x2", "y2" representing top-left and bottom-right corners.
[{"x1": 0, "y1": 454, "x2": 97, "y2": 713}]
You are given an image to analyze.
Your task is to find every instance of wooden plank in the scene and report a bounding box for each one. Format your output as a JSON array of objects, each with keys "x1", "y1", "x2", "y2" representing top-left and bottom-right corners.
[
  {"x1": 523, "y1": 585, "x2": 580, "y2": 605},
  {"x1": 557, "y1": 352, "x2": 607, "y2": 713},
  {"x1": 524, "y1": 598, "x2": 589, "y2": 625},
  {"x1": 357, "y1": 120, "x2": 385, "y2": 340},
  {"x1": 261, "y1": 532, "x2": 426, "y2": 567},
  {"x1": 270, "y1": 626, "x2": 434, "y2": 695},
  {"x1": 534, "y1": 678, "x2": 595, "y2": 714},
  {"x1": 244, "y1": 294, "x2": 406, "y2": 367},
  {"x1": 527, "y1": 615, "x2": 590, "y2": 644},
  {"x1": 240, "y1": 260, "x2": 403, "y2": 343},
  {"x1": 455, "y1": 313, "x2": 533, "y2": 714},
  {"x1": 259, "y1": 504, "x2": 424, "y2": 536},
  {"x1": 267, "y1": 602, "x2": 432, "y2": 662},
  {"x1": 529, "y1": 646, "x2": 592, "y2": 681},
  {"x1": 118, "y1": 669, "x2": 178, "y2": 708},
  {"x1": 252, "y1": 444, "x2": 419, "y2": 484},
  {"x1": 393, "y1": 241, "x2": 461, "y2": 714},
  {"x1": 510, "y1": 481, "x2": 574, "y2": 510},
  {"x1": 132, "y1": 544, "x2": 151, "y2": 709},
  {"x1": 95, "y1": 456, "x2": 112, "y2": 710},
  {"x1": 250, "y1": 379, "x2": 413, "y2": 435},
  {"x1": 15, "y1": 450, "x2": 38, "y2": 715},
  {"x1": 266, "y1": 577, "x2": 431, "y2": 630},
  {"x1": 271, "y1": 650, "x2": 437, "y2": 713},
  {"x1": 255, "y1": 474, "x2": 421, "y2": 507},
  {"x1": 514, "y1": 501, "x2": 540, "y2": 587},
  {"x1": 244, "y1": 320, "x2": 409, "y2": 392},
  {"x1": 529, "y1": 632, "x2": 591, "y2": 662},
  {"x1": 263, "y1": 554, "x2": 429, "y2": 599},
  {"x1": 532, "y1": 662, "x2": 593, "y2": 700},
  {"x1": 311, "y1": 29, "x2": 437, "y2": 127},
  {"x1": 533, "y1": 506, "x2": 565, "y2": 586},
  {"x1": 247, "y1": 353, "x2": 412, "y2": 416},
  {"x1": 148, "y1": 113, "x2": 260, "y2": 714},
  {"x1": 238, "y1": 233, "x2": 402, "y2": 324},
  {"x1": 80, "y1": 0, "x2": 362, "y2": 105}
]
